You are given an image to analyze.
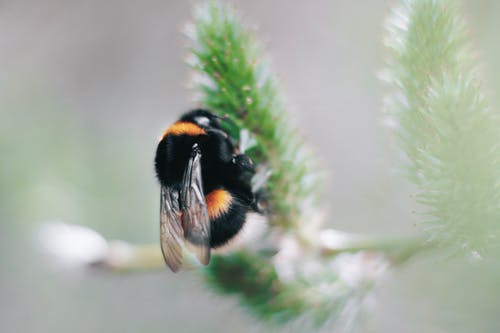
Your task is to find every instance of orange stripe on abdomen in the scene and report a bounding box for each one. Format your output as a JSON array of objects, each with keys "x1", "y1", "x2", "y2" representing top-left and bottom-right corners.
[
  {"x1": 205, "y1": 189, "x2": 232, "y2": 219},
  {"x1": 161, "y1": 121, "x2": 206, "y2": 139}
]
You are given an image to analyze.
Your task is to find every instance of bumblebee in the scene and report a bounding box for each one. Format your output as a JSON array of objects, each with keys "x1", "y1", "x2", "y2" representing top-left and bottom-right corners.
[{"x1": 155, "y1": 109, "x2": 266, "y2": 272}]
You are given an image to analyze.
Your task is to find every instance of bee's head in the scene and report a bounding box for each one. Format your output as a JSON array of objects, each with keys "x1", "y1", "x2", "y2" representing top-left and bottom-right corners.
[
  {"x1": 232, "y1": 154, "x2": 255, "y2": 174},
  {"x1": 180, "y1": 109, "x2": 223, "y2": 130}
]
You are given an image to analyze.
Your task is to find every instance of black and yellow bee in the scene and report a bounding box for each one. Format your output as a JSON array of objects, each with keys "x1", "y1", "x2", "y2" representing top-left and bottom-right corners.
[{"x1": 155, "y1": 109, "x2": 266, "y2": 272}]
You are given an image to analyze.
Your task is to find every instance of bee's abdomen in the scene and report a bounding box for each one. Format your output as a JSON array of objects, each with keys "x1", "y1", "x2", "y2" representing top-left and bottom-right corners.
[
  {"x1": 206, "y1": 188, "x2": 251, "y2": 248},
  {"x1": 205, "y1": 189, "x2": 233, "y2": 219}
]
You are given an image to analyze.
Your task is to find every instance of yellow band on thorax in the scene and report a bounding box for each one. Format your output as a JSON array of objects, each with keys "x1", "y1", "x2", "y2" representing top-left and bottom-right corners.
[{"x1": 161, "y1": 121, "x2": 206, "y2": 140}]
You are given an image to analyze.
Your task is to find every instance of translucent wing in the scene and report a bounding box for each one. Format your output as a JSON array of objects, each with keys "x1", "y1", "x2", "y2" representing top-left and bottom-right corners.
[
  {"x1": 160, "y1": 185, "x2": 184, "y2": 272},
  {"x1": 180, "y1": 144, "x2": 211, "y2": 265}
]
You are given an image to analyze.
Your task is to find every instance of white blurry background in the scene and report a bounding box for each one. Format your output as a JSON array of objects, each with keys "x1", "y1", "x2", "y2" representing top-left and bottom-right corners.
[{"x1": 1, "y1": 1, "x2": 500, "y2": 332}]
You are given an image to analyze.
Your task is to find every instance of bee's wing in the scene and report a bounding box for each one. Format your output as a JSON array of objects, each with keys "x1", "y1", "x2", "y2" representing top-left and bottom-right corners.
[
  {"x1": 180, "y1": 144, "x2": 211, "y2": 265},
  {"x1": 160, "y1": 185, "x2": 185, "y2": 272}
]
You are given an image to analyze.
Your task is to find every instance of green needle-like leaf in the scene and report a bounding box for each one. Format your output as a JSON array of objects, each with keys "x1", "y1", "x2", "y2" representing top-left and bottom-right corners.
[
  {"x1": 384, "y1": 0, "x2": 500, "y2": 254},
  {"x1": 186, "y1": 1, "x2": 320, "y2": 229}
]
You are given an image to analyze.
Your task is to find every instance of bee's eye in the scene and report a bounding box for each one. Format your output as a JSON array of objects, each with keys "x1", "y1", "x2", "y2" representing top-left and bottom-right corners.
[{"x1": 195, "y1": 116, "x2": 210, "y2": 127}]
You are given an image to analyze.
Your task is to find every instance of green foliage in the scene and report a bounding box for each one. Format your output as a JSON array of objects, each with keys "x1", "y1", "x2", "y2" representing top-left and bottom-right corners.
[
  {"x1": 203, "y1": 251, "x2": 367, "y2": 329},
  {"x1": 186, "y1": 1, "x2": 320, "y2": 229},
  {"x1": 203, "y1": 252, "x2": 304, "y2": 325},
  {"x1": 384, "y1": 0, "x2": 500, "y2": 254},
  {"x1": 186, "y1": 2, "x2": 375, "y2": 329}
]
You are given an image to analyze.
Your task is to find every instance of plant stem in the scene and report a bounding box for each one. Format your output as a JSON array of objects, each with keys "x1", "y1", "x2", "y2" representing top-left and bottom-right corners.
[
  {"x1": 319, "y1": 229, "x2": 435, "y2": 265},
  {"x1": 96, "y1": 241, "x2": 165, "y2": 272},
  {"x1": 92, "y1": 231, "x2": 432, "y2": 273}
]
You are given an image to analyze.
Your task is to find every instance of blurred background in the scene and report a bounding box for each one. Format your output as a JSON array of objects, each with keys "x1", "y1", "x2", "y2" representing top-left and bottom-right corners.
[{"x1": 2, "y1": 1, "x2": 500, "y2": 332}]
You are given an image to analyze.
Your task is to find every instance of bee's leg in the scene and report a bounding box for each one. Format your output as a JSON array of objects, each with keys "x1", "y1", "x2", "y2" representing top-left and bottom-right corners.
[
  {"x1": 249, "y1": 164, "x2": 271, "y2": 214},
  {"x1": 250, "y1": 190, "x2": 269, "y2": 214}
]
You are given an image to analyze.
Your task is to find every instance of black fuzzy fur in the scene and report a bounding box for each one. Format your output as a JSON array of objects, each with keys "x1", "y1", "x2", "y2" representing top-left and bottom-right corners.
[{"x1": 155, "y1": 110, "x2": 258, "y2": 249}]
